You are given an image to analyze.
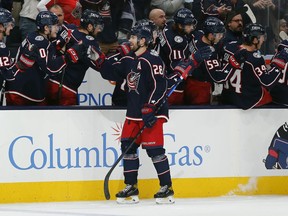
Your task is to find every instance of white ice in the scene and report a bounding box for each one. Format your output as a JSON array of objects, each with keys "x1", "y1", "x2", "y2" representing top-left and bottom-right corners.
[{"x1": 0, "y1": 196, "x2": 287, "y2": 216}]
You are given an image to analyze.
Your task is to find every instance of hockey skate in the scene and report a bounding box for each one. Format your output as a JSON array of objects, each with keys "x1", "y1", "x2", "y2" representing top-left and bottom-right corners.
[
  {"x1": 116, "y1": 184, "x2": 139, "y2": 204},
  {"x1": 154, "y1": 185, "x2": 175, "y2": 204}
]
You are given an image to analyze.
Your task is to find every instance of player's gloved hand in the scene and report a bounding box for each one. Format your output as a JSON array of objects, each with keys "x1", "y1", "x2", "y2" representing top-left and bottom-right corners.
[
  {"x1": 277, "y1": 39, "x2": 288, "y2": 52},
  {"x1": 65, "y1": 42, "x2": 87, "y2": 64},
  {"x1": 56, "y1": 29, "x2": 73, "y2": 54},
  {"x1": 16, "y1": 43, "x2": 38, "y2": 71},
  {"x1": 265, "y1": 147, "x2": 278, "y2": 169},
  {"x1": 117, "y1": 42, "x2": 131, "y2": 57},
  {"x1": 270, "y1": 48, "x2": 288, "y2": 70},
  {"x1": 174, "y1": 59, "x2": 195, "y2": 80},
  {"x1": 190, "y1": 46, "x2": 213, "y2": 66},
  {"x1": 229, "y1": 49, "x2": 247, "y2": 69},
  {"x1": 141, "y1": 103, "x2": 157, "y2": 128},
  {"x1": 87, "y1": 45, "x2": 106, "y2": 68}
]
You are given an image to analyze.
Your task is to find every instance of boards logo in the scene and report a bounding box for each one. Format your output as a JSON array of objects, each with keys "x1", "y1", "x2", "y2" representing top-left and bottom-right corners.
[{"x1": 264, "y1": 122, "x2": 288, "y2": 169}]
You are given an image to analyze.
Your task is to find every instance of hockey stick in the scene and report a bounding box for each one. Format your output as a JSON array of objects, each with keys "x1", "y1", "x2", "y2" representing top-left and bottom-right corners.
[
  {"x1": 57, "y1": 66, "x2": 66, "y2": 104},
  {"x1": 57, "y1": 29, "x2": 72, "y2": 104},
  {"x1": 104, "y1": 76, "x2": 185, "y2": 200},
  {"x1": 0, "y1": 80, "x2": 6, "y2": 106},
  {"x1": 244, "y1": 4, "x2": 256, "y2": 24}
]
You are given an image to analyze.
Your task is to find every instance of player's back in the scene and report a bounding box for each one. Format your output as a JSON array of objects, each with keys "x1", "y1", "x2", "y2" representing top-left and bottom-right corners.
[{"x1": 222, "y1": 42, "x2": 274, "y2": 109}]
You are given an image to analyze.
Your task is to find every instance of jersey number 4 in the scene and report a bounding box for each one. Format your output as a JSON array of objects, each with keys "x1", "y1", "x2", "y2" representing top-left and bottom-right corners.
[{"x1": 224, "y1": 69, "x2": 242, "y2": 93}]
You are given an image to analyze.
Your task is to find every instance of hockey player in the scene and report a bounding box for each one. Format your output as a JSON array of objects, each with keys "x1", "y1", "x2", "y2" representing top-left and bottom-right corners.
[
  {"x1": 0, "y1": 7, "x2": 15, "y2": 104},
  {"x1": 4, "y1": 11, "x2": 82, "y2": 106},
  {"x1": 265, "y1": 122, "x2": 288, "y2": 169},
  {"x1": 269, "y1": 39, "x2": 288, "y2": 106},
  {"x1": 46, "y1": 9, "x2": 104, "y2": 105},
  {"x1": 0, "y1": 7, "x2": 14, "y2": 41},
  {"x1": 0, "y1": 8, "x2": 14, "y2": 85},
  {"x1": 158, "y1": 8, "x2": 198, "y2": 105},
  {"x1": 111, "y1": 18, "x2": 212, "y2": 107},
  {"x1": 100, "y1": 24, "x2": 173, "y2": 204},
  {"x1": 184, "y1": 16, "x2": 226, "y2": 105},
  {"x1": 86, "y1": 24, "x2": 203, "y2": 204},
  {"x1": 111, "y1": 19, "x2": 157, "y2": 106},
  {"x1": 221, "y1": 23, "x2": 285, "y2": 109}
]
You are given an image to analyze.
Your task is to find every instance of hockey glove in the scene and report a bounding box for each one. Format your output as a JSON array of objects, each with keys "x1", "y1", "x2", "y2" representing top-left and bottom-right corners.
[
  {"x1": 174, "y1": 59, "x2": 195, "y2": 80},
  {"x1": 117, "y1": 42, "x2": 131, "y2": 57},
  {"x1": 65, "y1": 42, "x2": 87, "y2": 64},
  {"x1": 141, "y1": 103, "x2": 157, "y2": 128},
  {"x1": 190, "y1": 46, "x2": 214, "y2": 66},
  {"x1": 265, "y1": 147, "x2": 278, "y2": 169},
  {"x1": 229, "y1": 49, "x2": 248, "y2": 69},
  {"x1": 270, "y1": 48, "x2": 288, "y2": 70},
  {"x1": 56, "y1": 29, "x2": 73, "y2": 54},
  {"x1": 15, "y1": 43, "x2": 38, "y2": 71},
  {"x1": 87, "y1": 45, "x2": 106, "y2": 68}
]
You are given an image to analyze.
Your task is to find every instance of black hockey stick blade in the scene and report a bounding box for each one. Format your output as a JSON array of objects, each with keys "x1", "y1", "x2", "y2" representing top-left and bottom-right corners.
[
  {"x1": 104, "y1": 126, "x2": 145, "y2": 200},
  {"x1": 104, "y1": 169, "x2": 112, "y2": 200}
]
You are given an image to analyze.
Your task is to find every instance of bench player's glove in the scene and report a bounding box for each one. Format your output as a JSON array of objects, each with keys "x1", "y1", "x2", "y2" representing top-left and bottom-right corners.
[
  {"x1": 229, "y1": 49, "x2": 247, "y2": 69},
  {"x1": 117, "y1": 42, "x2": 131, "y2": 57},
  {"x1": 265, "y1": 147, "x2": 278, "y2": 169},
  {"x1": 174, "y1": 59, "x2": 195, "y2": 80},
  {"x1": 270, "y1": 48, "x2": 288, "y2": 70},
  {"x1": 15, "y1": 43, "x2": 38, "y2": 71},
  {"x1": 141, "y1": 103, "x2": 157, "y2": 128},
  {"x1": 87, "y1": 45, "x2": 106, "y2": 68},
  {"x1": 65, "y1": 42, "x2": 87, "y2": 64},
  {"x1": 190, "y1": 46, "x2": 214, "y2": 66}
]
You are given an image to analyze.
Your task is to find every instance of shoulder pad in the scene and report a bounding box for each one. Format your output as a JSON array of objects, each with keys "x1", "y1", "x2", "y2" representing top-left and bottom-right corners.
[
  {"x1": 252, "y1": 50, "x2": 262, "y2": 59},
  {"x1": 34, "y1": 35, "x2": 45, "y2": 41},
  {"x1": 247, "y1": 51, "x2": 265, "y2": 66},
  {"x1": 174, "y1": 35, "x2": 184, "y2": 43},
  {"x1": 0, "y1": 42, "x2": 6, "y2": 48},
  {"x1": 150, "y1": 49, "x2": 159, "y2": 56},
  {"x1": 85, "y1": 35, "x2": 95, "y2": 41},
  {"x1": 26, "y1": 32, "x2": 48, "y2": 48}
]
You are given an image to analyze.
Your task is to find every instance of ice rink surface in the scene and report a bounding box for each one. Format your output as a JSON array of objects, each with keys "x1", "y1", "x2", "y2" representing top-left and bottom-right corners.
[{"x1": 0, "y1": 196, "x2": 287, "y2": 216}]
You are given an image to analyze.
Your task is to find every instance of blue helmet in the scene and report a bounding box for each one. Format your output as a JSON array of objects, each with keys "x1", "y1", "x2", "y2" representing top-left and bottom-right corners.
[
  {"x1": 203, "y1": 17, "x2": 225, "y2": 35},
  {"x1": 80, "y1": 9, "x2": 104, "y2": 29},
  {"x1": 243, "y1": 23, "x2": 265, "y2": 44},
  {"x1": 130, "y1": 25, "x2": 153, "y2": 46},
  {"x1": 0, "y1": 7, "x2": 14, "y2": 27},
  {"x1": 36, "y1": 11, "x2": 58, "y2": 31},
  {"x1": 134, "y1": 19, "x2": 157, "y2": 32},
  {"x1": 173, "y1": 8, "x2": 197, "y2": 26}
]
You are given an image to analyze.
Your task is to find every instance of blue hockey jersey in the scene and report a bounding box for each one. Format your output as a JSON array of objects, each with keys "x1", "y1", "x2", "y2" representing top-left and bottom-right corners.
[
  {"x1": 50, "y1": 27, "x2": 101, "y2": 91},
  {"x1": 221, "y1": 42, "x2": 281, "y2": 109},
  {"x1": 99, "y1": 49, "x2": 169, "y2": 120},
  {"x1": 5, "y1": 32, "x2": 66, "y2": 102}
]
